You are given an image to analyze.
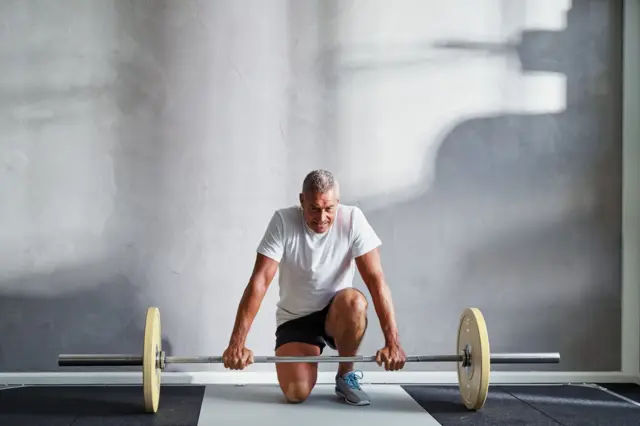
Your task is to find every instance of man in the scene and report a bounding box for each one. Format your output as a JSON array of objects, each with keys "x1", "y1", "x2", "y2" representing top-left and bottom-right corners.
[{"x1": 222, "y1": 169, "x2": 406, "y2": 406}]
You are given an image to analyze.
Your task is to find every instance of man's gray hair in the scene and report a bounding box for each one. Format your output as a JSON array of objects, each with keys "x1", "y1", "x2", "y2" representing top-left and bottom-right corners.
[{"x1": 302, "y1": 169, "x2": 339, "y2": 195}]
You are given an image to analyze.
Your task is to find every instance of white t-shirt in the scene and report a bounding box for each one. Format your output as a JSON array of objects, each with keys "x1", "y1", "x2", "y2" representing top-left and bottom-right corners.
[{"x1": 256, "y1": 204, "x2": 382, "y2": 327}]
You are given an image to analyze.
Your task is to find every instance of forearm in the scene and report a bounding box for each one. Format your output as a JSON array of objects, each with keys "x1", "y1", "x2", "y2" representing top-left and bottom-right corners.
[
  {"x1": 368, "y1": 277, "x2": 400, "y2": 346},
  {"x1": 229, "y1": 279, "x2": 268, "y2": 346}
]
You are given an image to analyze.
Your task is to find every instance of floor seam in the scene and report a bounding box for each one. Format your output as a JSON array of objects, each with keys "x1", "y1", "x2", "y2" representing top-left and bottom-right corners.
[
  {"x1": 579, "y1": 383, "x2": 640, "y2": 408},
  {"x1": 502, "y1": 386, "x2": 565, "y2": 426}
]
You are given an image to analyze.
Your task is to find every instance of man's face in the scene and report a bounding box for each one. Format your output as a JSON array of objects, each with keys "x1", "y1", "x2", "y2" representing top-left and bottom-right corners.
[{"x1": 300, "y1": 189, "x2": 339, "y2": 233}]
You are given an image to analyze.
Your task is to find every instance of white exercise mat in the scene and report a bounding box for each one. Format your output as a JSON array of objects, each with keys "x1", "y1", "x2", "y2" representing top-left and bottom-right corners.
[{"x1": 198, "y1": 384, "x2": 441, "y2": 425}]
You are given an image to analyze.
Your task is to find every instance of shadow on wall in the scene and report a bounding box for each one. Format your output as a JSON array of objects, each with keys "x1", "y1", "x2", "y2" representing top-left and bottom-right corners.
[
  {"x1": 339, "y1": 1, "x2": 622, "y2": 371},
  {"x1": 0, "y1": 261, "x2": 173, "y2": 372}
]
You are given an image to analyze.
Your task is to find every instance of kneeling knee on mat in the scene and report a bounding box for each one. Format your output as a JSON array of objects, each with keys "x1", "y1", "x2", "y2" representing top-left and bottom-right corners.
[{"x1": 284, "y1": 382, "x2": 313, "y2": 403}]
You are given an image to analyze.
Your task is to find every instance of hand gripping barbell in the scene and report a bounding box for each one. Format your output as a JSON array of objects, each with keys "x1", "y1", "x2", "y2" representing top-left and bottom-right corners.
[{"x1": 57, "y1": 307, "x2": 560, "y2": 413}]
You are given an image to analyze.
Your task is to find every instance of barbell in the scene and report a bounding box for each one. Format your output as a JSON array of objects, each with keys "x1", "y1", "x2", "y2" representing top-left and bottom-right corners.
[{"x1": 57, "y1": 306, "x2": 560, "y2": 413}]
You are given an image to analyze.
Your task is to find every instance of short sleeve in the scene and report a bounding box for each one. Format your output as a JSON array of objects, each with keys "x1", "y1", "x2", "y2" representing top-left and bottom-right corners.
[
  {"x1": 256, "y1": 211, "x2": 285, "y2": 262},
  {"x1": 351, "y1": 207, "x2": 382, "y2": 258}
]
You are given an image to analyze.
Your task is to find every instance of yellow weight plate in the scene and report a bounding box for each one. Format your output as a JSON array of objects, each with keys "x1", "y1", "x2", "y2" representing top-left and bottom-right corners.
[
  {"x1": 143, "y1": 307, "x2": 162, "y2": 413},
  {"x1": 456, "y1": 307, "x2": 490, "y2": 410}
]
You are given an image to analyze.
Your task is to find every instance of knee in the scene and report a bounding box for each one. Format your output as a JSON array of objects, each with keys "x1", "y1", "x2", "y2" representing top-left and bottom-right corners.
[
  {"x1": 337, "y1": 288, "x2": 368, "y2": 316},
  {"x1": 283, "y1": 381, "x2": 313, "y2": 403}
]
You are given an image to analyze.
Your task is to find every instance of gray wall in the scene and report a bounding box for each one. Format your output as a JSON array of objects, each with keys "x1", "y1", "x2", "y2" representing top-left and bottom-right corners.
[{"x1": 0, "y1": 0, "x2": 622, "y2": 373}]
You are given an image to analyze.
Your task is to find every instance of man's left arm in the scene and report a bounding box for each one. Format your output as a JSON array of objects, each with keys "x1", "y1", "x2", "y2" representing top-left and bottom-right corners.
[
  {"x1": 351, "y1": 207, "x2": 406, "y2": 370},
  {"x1": 355, "y1": 249, "x2": 400, "y2": 347},
  {"x1": 355, "y1": 249, "x2": 406, "y2": 371}
]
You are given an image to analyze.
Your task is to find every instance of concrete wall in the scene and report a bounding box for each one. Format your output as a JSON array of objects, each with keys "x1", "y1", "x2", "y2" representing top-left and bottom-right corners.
[
  {"x1": 0, "y1": 0, "x2": 623, "y2": 373},
  {"x1": 622, "y1": 0, "x2": 640, "y2": 375}
]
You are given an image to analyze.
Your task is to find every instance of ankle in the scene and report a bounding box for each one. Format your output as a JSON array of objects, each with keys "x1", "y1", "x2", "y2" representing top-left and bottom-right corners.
[
  {"x1": 339, "y1": 366, "x2": 358, "y2": 377},
  {"x1": 337, "y1": 361, "x2": 354, "y2": 376}
]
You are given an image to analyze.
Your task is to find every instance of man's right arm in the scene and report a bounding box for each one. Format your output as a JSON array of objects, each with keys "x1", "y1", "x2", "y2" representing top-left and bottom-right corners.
[
  {"x1": 224, "y1": 211, "x2": 284, "y2": 369},
  {"x1": 228, "y1": 253, "x2": 279, "y2": 347}
]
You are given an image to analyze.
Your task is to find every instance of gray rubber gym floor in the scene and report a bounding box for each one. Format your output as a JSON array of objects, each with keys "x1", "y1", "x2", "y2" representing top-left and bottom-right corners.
[{"x1": 1, "y1": 383, "x2": 639, "y2": 425}]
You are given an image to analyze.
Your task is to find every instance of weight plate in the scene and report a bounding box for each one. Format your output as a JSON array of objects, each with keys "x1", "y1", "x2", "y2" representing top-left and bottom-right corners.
[
  {"x1": 143, "y1": 307, "x2": 162, "y2": 413},
  {"x1": 456, "y1": 307, "x2": 490, "y2": 410}
]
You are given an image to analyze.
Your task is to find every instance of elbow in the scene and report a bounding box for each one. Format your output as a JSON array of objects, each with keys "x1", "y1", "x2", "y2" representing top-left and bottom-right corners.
[{"x1": 247, "y1": 275, "x2": 269, "y2": 297}]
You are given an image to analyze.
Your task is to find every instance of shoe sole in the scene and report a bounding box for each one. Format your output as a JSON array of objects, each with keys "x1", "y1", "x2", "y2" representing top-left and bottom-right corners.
[{"x1": 335, "y1": 389, "x2": 371, "y2": 406}]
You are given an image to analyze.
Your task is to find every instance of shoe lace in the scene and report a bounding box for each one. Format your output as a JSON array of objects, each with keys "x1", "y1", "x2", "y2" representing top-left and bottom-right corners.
[{"x1": 343, "y1": 370, "x2": 364, "y2": 390}]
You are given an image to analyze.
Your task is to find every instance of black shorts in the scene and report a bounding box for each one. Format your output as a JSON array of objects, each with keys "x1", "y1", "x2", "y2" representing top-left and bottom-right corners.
[{"x1": 275, "y1": 299, "x2": 337, "y2": 353}]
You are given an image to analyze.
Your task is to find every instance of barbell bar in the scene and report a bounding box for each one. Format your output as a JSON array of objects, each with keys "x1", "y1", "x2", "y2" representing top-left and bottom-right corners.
[
  {"x1": 59, "y1": 352, "x2": 560, "y2": 366},
  {"x1": 57, "y1": 306, "x2": 560, "y2": 413}
]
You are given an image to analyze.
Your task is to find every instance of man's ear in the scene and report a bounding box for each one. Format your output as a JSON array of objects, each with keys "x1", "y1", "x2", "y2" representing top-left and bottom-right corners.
[{"x1": 299, "y1": 193, "x2": 303, "y2": 205}]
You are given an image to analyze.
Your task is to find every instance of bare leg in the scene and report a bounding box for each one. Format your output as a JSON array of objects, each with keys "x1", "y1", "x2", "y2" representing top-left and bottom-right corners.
[
  {"x1": 275, "y1": 342, "x2": 320, "y2": 403},
  {"x1": 325, "y1": 288, "x2": 368, "y2": 376}
]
